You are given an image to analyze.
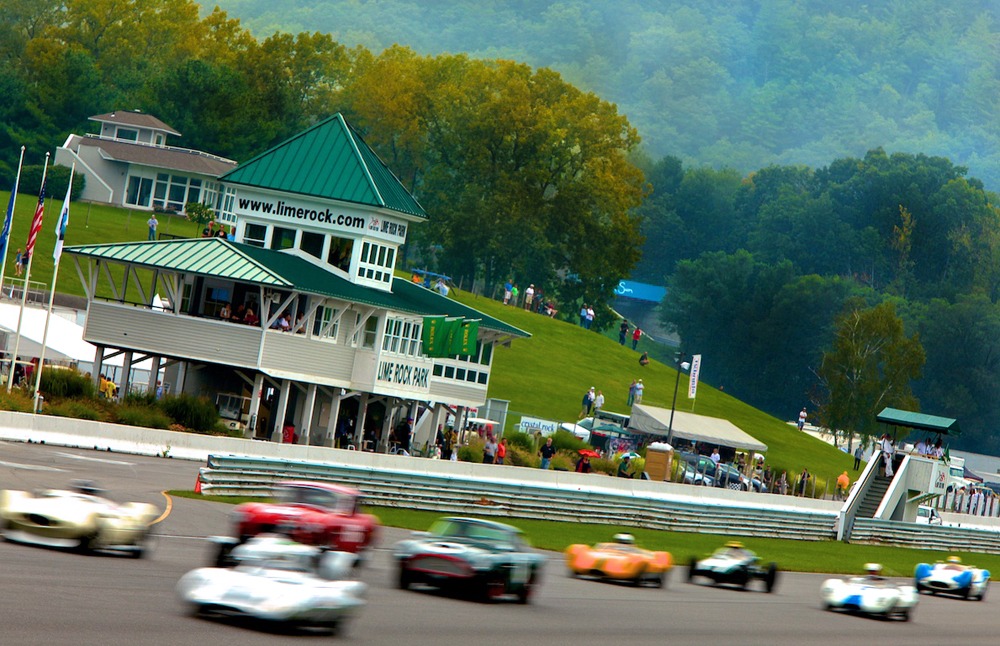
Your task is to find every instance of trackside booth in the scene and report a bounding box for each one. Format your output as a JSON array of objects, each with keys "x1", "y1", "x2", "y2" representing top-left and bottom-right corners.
[{"x1": 628, "y1": 404, "x2": 767, "y2": 470}]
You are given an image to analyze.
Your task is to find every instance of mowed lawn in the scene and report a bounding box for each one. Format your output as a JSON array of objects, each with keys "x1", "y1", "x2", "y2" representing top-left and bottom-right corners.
[
  {"x1": 2, "y1": 188, "x2": 854, "y2": 487},
  {"x1": 0, "y1": 189, "x2": 200, "y2": 299},
  {"x1": 452, "y1": 290, "x2": 855, "y2": 490}
]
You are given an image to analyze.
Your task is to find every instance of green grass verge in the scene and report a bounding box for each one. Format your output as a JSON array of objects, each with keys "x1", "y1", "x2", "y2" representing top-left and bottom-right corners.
[
  {"x1": 169, "y1": 490, "x2": 1000, "y2": 576},
  {"x1": 452, "y1": 289, "x2": 856, "y2": 493}
]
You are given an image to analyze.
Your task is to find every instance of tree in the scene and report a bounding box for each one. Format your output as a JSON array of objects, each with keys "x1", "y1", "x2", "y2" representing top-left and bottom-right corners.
[{"x1": 816, "y1": 301, "x2": 925, "y2": 448}]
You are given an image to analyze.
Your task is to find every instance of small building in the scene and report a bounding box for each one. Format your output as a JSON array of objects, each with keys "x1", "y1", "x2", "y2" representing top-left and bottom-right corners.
[
  {"x1": 65, "y1": 114, "x2": 528, "y2": 452},
  {"x1": 55, "y1": 110, "x2": 237, "y2": 220}
]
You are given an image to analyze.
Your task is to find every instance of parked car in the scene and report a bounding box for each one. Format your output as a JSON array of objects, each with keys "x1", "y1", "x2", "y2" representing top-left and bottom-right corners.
[
  {"x1": 394, "y1": 517, "x2": 544, "y2": 603},
  {"x1": 0, "y1": 481, "x2": 157, "y2": 557},
  {"x1": 230, "y1": 481, "x2": 378, "y2": 554},
  {"x1": 915, "y1": 505, "x2": 943, "y2": 525},
  {"x1": 676, "y1": 452, "x2": 766, "y2": 492}
]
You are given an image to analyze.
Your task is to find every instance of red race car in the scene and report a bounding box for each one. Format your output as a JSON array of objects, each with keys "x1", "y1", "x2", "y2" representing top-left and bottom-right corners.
[{"x1": 230, "y1": 481, "x2": 378, "y2": 554}]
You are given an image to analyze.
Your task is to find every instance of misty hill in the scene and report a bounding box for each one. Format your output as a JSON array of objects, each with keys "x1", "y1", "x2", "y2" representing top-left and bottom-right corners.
[{"x1": 210, "y1": 0, "x2": 1000, "y2": 190}]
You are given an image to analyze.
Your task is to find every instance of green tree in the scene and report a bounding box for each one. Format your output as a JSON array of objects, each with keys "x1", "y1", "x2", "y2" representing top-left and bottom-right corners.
[{"x1": 816, "y1": 301, "x2": 925, "y2": 447}]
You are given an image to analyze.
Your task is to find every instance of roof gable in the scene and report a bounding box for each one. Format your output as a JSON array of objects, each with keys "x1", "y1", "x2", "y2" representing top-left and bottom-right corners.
[
  {"x1": 89, "y1": 111, "x2": 181, "y2": 136},
  {"x1": 221, "y1": 114, "x2": 427, "y2": 219}
]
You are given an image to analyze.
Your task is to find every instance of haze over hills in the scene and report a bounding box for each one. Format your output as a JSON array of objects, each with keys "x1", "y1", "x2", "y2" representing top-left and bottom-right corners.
[{"x1": 210, "y1": 0, "x2": 1000, "y2": 190}]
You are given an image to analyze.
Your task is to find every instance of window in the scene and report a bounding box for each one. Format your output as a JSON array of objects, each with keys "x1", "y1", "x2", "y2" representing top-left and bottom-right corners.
[
  {"x1": 381, "y1": 318, "x2": 423, "y2": 356},
  {"x1": 353, "y1": 314, "x2": 378, "y2": 349},
  {"x1": 357, "y1": 240, "x2": 396, "y2": 285},
  {"x1": 186, "y1": 179, "x2": 202, "y2": 206},
  {"x1": 271, "y1": 226, "x2": 296, "y2": 250},
  {"x1": 125, "y1": 176, "x2": 152, "y2": 207},
  {"x1": 312, "y1": 306, "x2": 340, "y2": 341},
  {"x1": 154, "y1": 133, "x2": 165, "y2": 147},
  {"x1": 301, "y1": 231, "x2": 324, "y2": 259},
  {"x1": 116, "y1": 127, "x2": 138, "y2": 142},
  {"x1": 244, "y1": 223, "x2": 266, "y2": 247},
  {"x1": 328, "y1": 237, "x2": 353, "y2": 272}
]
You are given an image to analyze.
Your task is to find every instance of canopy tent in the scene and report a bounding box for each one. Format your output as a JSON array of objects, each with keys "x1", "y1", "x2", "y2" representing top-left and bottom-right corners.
[
  {"x1": 876, "y1": 407, "x2": 961, "y2": 437},
  {"x1": 628, "y1": 404, "x2": 768, "y2": 453}
]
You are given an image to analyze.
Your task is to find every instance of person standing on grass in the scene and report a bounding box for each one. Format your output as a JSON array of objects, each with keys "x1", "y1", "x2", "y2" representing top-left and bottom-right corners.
[
  {"x1": 593, "y1": 390, "x2": 605, "y2": 415},
  {"x1": 632, "y1": 326, "x2": 642, "y2": 350},
  {"x1": 853, "y1": 444, "x2": 864, "y2": 471},
  {"x1": 627, "y1": 379, "x2": 637, "y2": 406},
  {"x1": 147, "y1": 214, "x2": 158, "y2": 241},
  {"x1": 13, "y1": 248, "x2": 22, "y2": 276},
  {"x1": 797, "y1": 407, "x2": 807, "y2": 430}
]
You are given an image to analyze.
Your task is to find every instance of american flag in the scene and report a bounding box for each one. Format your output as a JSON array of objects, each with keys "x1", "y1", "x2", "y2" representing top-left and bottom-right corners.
[{"x1": 24, "y1": 180, "x2": 46, "y2": 260}]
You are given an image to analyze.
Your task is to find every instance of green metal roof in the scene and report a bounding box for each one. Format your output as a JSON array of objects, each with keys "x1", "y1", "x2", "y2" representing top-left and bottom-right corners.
[
  {"x1": 221, "y1": 114, "x2": 427, "y2": 220},
  {"x1": 877, "y1": 407, "x2": 961, "y2": 437},
  {"x1": 67, "y1": 238, "x2": 288, "y2": 285},
  {"x1": 65, "y1": 239, "x2": 526, "y2": 337}
]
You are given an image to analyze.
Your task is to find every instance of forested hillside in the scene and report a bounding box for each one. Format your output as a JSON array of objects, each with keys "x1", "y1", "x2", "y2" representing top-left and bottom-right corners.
[{"x1": 212, "y1": 0, "x2": 1000, "y2": 190}]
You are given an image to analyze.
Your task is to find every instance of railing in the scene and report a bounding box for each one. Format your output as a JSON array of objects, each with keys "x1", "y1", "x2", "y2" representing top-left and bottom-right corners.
[
  {"x1": 850, "y1": 518, "x2": 1000, "y2": 554},
  {"x1": 199, "y1": 454, "x2": 838, "y2": 541},
  {"x1": 837, "y1": 454, "x2": 881, "y2": 541}
]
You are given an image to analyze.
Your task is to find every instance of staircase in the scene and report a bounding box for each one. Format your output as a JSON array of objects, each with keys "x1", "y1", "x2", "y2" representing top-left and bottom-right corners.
[{"x1": 856, "y1": 474, "x2": 892, "y2": 518}]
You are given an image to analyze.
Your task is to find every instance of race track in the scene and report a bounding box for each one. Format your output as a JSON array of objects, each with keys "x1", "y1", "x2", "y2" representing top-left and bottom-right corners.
[{"x1": 0, "y1": 440, "x2": 995, "y2": 645}]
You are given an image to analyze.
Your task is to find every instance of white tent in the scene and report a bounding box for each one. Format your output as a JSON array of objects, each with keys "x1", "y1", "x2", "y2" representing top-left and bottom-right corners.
[{"x1": 628, "y1": 403, "x2": 768, "y2": 452}]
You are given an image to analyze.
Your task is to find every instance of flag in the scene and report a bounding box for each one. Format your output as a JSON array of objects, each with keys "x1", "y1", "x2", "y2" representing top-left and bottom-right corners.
[
  {"x1": 422, "y1": 316, "x2": 446, "y2": 356},
  {"x1": 24, "y1": 180, "x2": 46, "y2": 259},
  {"x1": 449, "y1": 319, "x2": 479, "y2": 356},
  {"x1": 53, "y1": 167, "x2": 74, "y2": 262},
  {"x1": 687, "y1": 354, "x2": 702, "y2": 399},
  {"x1": 0, "y1": 172, "x2": 21, "y2": 260}
]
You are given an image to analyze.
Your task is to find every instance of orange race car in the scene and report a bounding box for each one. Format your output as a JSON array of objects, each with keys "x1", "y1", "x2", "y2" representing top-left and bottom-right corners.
[{"x1": 565, "y1": 533, "x2": 672, "y2": 587}]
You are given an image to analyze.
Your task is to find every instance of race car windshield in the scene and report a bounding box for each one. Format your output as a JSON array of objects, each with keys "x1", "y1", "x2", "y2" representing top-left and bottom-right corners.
[
  {"x1": 597, "y1": 543, "x2": 640, "y2": 553},
  {"x1": 428, "y1": 520, "x2": 516, "y2": 545},
  {"x1": 274, "y1": 486, "x2": 355, "y2": 513}
]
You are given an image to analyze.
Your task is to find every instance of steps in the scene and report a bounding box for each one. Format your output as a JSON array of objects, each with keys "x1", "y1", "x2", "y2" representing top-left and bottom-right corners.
[{"x1": 856, "y1": 475, "x2": 891, "y2": 518}]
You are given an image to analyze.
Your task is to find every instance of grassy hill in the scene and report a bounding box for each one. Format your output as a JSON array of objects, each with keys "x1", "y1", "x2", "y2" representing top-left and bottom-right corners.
[
  {"x1": 0, "y1": 190, "x2": 853, "y2": 488},
  {"x1": 452, "y1": 290, "x2": 855, "y2": 490}
]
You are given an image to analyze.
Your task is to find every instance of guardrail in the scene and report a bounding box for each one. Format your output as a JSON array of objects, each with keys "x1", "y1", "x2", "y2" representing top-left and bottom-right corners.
[
  {"x1": 200, "y1": 454, "x2": 838, "y2": 541},
  {"x1": 850, "y1": 518, "x2": 1000, "y2": 554}
]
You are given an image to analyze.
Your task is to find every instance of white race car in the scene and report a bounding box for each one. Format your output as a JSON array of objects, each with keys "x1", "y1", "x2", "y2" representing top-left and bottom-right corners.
[
  {"x1": 177, "y1": 535, "x2": 366, "y2": 635},
  {"x1": 821, "y1": 564, "x2": 918, "y2": 621},
  {"x1": 915, "y1": 556, "x2": 989, "y2": 600},
  {"x1": 0, "y1": 481, "x2": 158, "y2": 557}
]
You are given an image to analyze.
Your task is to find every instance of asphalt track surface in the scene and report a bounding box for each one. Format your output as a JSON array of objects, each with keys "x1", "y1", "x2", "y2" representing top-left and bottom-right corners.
[{"x1": 0, "y1": 440, "x2": 997, "y2": 646}]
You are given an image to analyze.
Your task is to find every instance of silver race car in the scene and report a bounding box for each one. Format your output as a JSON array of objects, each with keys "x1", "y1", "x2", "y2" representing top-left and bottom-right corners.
[
  {"x1": 0, "y1": 481, "x2": 158, "y2": 557},
  {"x1": 177, "y1": 535, "x2": 366, "y2": 635},
  {"x1": 821, "y1": 563, "x2": 918, "y2": 621}
]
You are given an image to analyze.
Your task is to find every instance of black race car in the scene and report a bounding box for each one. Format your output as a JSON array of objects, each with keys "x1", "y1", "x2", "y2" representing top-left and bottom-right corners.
[{"x1": 687, "y1": 541, "x2": 778, "y2": 593}]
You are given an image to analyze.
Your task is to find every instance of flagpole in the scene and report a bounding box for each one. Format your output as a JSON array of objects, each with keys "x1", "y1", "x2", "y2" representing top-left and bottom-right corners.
[
  {"x1": 8, "y1": 152, "x2": 49, "y2": 393},
  {"x1": 33, "y1": 163, "x2": 74, "y2": 412},
  {"x1": 0, "y1": 145, "x2": 26, "y2": 299}
]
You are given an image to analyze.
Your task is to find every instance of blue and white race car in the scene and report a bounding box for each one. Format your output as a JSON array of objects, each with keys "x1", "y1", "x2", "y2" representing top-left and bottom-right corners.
[
  {"x1": 915, "y1": 556, "x2": 989, "y2": 600},
  {"x1": 821, "y1": 564, "x2": 917, "y2": 621}
]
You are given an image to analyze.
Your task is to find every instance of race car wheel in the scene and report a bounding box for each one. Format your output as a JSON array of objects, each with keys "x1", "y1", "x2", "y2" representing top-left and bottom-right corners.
[
  {"x1": 763, "y1": 563, "x2": 778, "y2": 593},
  {"x1": 480, "y1": 575, "x2": 506, "y2": 603},
  {"x1": 213, "y1": 541, "x2": 236, "y2": 568},
  {"x1": 896, "y1": 608, "x2": 911, "y2": 622},
  {"x1": 976, "y1": 585, "x2": 987, "y2": 601},
  {"x1": 687, "y1": 558, "x2": 698, "y2": 583},
  {"x1": 324, "y1": 621, "x2": 342, "y2": 636},
  {"x1": 961, "y1": 586, "x2": 971, "y2": 600},
  {"x1": 75, "y1": 532, "x2": 98, "y2": 555},
  {"x1": 654, "y1": 571, "x2": 667, "y2": 589},
  {"x1": 397, "y1": 565, "x2": 413, "y2": 590},
  {"x1": 516, "y1": 574, "x2": 537, "y2": 605},
  {"x1": 733, "y1": 568, "x2": 750, "y2": 590}
]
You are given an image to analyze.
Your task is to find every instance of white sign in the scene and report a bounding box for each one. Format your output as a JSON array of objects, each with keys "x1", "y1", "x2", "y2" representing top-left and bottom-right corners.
[
  {"x1": 375, "y1": 359, "x2": 430, "y2": 393},
  {"x1": 518, "y1": 416, "x2": 559, "y2": 435},
  {"x1": 687, "y1": 354, "x2": 702, "y2": 399},
  {"x1": 234, "y1": 189, "x2": 408, "y2": 244}
]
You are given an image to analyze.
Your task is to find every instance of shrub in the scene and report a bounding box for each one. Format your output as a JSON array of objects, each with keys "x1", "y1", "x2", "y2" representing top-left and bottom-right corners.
[
  {"x1": 0, "y1": 388, "x2": 34, "y2": 412},
  {"x1": 458, "y1": 436, "x2": 485, "y2": 463},
  {"x1": 590, "y1": 457, "x2": 616, "y2": 475},
  {"x1": 505, "y1": 444, "x2": 538, "y2": 468},
  {"x1": 551, "y1": 452, "x2": 575, "y2": 472},
  {"x1": 504, "y1": 430, "x2": 536, "y2": 452},
  {"x1": 123, "y1": 391, "x2": 157, "y2": 407},
  {"x1": 39, "y1": 368, "x2": 95, "y2": 398},
  {"x1": 46, "y1": 399, "x2": 103, "y2": 421},
  {"x1": 550, "y1": 429, "x2": 588, "y2": 452},
  {"x1": 116, "y1": 404, "x2": 172, "y2": 429},
  {"x1": 158, "y1": 394, "x2": 219, "y2": 432}
]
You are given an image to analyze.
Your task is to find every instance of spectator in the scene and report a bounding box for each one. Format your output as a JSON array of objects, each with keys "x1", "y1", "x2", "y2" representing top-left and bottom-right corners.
[
  {"x1": 796, "y1": 468, "x2": 810, "y2": 496},
  {"x1": 627, "y1": 379, "x2": 637, "y2": 406},
  {"x1": 503, "y1": 279, "x2": 513, "y2": 305},
  {"x1": 632, "y1": 326, "x2": 642, "y2": 350},
  {"x1": 853, "y1": 444, "x2": 864, "y2": 471},
  {"x1": 836, "y1": 471, "x2": 850, "y2": 500},
  {"x1": 580, "y1": 387, "x2": 596, "y2": 418},
  {"x1": 147, "y1": 214, "x2": 158, "y2": 241},
  {"x1": 483, "y1": 435, "x2": 498, "y2": 464},
  {"x1": 593, "y1": 390, "x2": 605, "y2": 414},
  {"x1": 797, "y1": 407, "x2": 807, "y2": 430},
  {"x1": 777, "y1": 470, "x2": 788, "y2": 495},
  {"x1": 538, "y1": 437, "x2": 556, "y2": 469},
  {"x1": 639, "y1": 352, "x2": 650, "y2": 366},
  {"x1": 524, "y1": 284, "x2": 535, "y2": 310},
  {"x1": 496, "y1": 438, "x2": 508, "y2": 465},
  {"x1": 617, "y1": 456, "x2": 633, "y2": 478},
  {"x1": 579, "y1": 304, "x2": 588, "y2": 327},
  {"x1": 634, "y1": 379, "x2": 644, "y2": 404},
  {"x1": 880, "y1": 434, "x2": 895, "y2": 476},
  {"x1": 575, "y1": 455, "x2": 592, "y2": 473},
  {"x1": 618, "y1": 319, "x2": 629, "y2": 345},
  {"x1": 585, "y1": 305, "x2": 595, "y2": 329},
  {"x1": 14, "y1": 248, "x2": 23, "y2": 276},
  {"x1": 710, "y1": 448, "x2": 721, "y2": 465}
]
